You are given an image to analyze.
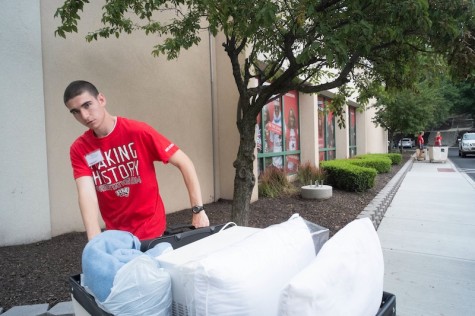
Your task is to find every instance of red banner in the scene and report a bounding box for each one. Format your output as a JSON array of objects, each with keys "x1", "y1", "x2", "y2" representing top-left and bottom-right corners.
[{"x1": 267, "y1": 122, "x2": 282, "y2": 135}]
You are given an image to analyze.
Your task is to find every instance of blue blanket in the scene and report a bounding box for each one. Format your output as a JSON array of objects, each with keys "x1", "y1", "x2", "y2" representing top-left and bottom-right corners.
[{"x1": 82, "y1": 230, "x2": 172, "y2": 302}]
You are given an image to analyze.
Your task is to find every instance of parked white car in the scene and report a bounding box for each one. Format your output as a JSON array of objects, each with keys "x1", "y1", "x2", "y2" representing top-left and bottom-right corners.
[
  {"x1": 458, "y1": 132, "x2": 475, "y2": 157},
  {"x1": 398, "y1": 138, "x2": 413, "y2": 148}
]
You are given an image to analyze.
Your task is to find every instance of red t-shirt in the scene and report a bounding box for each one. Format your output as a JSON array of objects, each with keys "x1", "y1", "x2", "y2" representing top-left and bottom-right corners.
[
  {"x1": 418, "y1": 135, "x2": 424, "y2": 146},
  {"x1": 70, "y1": 117, "x2": 179, "y2": 239}
]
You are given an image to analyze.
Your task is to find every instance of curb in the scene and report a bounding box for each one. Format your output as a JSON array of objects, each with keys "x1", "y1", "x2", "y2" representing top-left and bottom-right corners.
[
  {"x1": 357, "y1": 157, "x2": 414, "y2": 229},
  {"x1": 0, "y1": 301, "x2": 74, "y2": 316}
]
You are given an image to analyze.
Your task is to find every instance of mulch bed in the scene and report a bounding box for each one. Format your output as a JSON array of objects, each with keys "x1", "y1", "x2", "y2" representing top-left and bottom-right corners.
[{"x1": 0, "y1": 153, "x2": 410, "y2": 310}]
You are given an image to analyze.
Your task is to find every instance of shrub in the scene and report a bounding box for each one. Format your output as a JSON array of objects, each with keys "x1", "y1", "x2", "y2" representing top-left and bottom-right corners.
[
  {"x1": 356, "y1": 153, "x2": 402, "y2": 165},
  {"x1": 320, "y1": 160, "x2": 377, "y2": 192},
  {"x1": 348, "y1": 156, "x2": 391, "y2": 173},
  {"x1": 386, "y1": 153, "x2": 402, "y2": 165},
  {"x1": 258, "y1": 167, "x2": 296, "y2": 198},
  {"x1": 297, "y1": 161, "x2": 327, "y2": 185}
]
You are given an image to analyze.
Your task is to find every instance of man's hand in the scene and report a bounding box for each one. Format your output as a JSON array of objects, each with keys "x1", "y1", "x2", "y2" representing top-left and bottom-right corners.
[{"x1": 192, "y1": 211, "x2": 210, "y2": 228}]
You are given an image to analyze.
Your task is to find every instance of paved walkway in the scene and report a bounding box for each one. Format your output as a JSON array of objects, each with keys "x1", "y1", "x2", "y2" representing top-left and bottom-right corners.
[{"x1": 378, "y1": 157, "x2": 475, "y2": 315}]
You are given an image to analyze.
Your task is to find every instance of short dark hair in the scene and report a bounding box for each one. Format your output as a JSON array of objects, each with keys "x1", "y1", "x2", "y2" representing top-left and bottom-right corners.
[{"x1": 63, "y1": 80, "x2": 99, "y2": 104}]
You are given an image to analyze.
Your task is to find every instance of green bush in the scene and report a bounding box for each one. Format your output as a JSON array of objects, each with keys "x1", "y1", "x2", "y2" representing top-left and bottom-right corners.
[
  {"x1": 297, "y1": 161, "x2": 327, "y2": 185},
  {"x1": 348, "y1": 156, "x2": 391, "y2": 173},
  {"x1": 320, "y1": 160, "x2": 377, "y2": 192},
  {"x1": 356, "y1": 153, "x2": 402, "y2": 165},
  {"x1": 258, "y1": 167, "x2": 296, "y2": 198},
  {"x1": 386, "y1": 153, "x2": 402, "y2": 165}
]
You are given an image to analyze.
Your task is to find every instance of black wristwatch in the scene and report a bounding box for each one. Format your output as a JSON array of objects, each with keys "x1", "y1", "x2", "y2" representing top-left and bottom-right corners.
[{"x1": 192, "y1": 205, "x2": 205, "y2": 214}]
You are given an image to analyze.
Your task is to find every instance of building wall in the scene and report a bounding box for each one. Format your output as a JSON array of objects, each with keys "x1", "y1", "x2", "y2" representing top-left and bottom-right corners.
[
  {"x1": 214, "y1": 32, "x2": 241, "y2": 200},
  {"x1": 0, "y1": 0, "x2": 51, "y2": 246},
  {"x1": 355, "y1": 100, "x2": 388, "y2": 155},
  {"x1": 364, "y1": 103, "x2": 388, "y2": 154},
  {"x1": 298, "y1": 95, "x2": 387, "y2": 168},
  {"x1": 299, "y1": 94, "x2": 320, "y2": 166},
  {"x1": 335, "y1": 106, "x2": 350, "y2": 159}
]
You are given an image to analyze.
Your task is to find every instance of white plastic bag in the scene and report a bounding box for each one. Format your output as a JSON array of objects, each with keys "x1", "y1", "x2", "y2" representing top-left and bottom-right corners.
[
  {"x1": 100, "y1": 255, "x2": 172, "y2": 316},
  {"x1": 278, "y1": 218, "x2": 384, "y2": 316}
]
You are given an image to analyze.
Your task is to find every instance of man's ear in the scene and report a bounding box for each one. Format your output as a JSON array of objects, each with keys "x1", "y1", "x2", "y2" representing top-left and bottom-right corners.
[{"x1": 97, "y1": 92, "x2": 107, "y2": 106}]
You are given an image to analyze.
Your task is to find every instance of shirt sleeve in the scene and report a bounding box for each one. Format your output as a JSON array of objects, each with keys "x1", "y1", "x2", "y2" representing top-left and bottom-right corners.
[
  {"x1": 140, "y1": 122, "x2": 180, "y2": 163},
  {"x1": 70, "y1": 144, "x2": 93, "y2": 179}
]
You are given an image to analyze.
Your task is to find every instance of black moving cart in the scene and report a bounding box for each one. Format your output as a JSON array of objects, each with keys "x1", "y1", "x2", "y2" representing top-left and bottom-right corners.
[{"x1": 70, "y1": 224, "x2": 396, "y2": 316}]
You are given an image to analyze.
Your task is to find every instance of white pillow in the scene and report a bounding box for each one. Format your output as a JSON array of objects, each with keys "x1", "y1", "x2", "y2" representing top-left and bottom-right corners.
[
  {"x1": 278, "y1": 218, "x2": 384, "y2": 316},
  {"x1": 187, "y1": 215, "x2": 317, "y2": 316}
]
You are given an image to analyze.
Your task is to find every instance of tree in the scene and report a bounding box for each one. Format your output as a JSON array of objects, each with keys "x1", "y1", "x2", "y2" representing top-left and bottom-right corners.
[
  {"x1": 372, "y1": 80, "x2": 449, "y2": 152},
  {"x1": 55, "y1": 0, "x2": 475, "y2": 226},
  {"x1": 372, "y1": 56, "x2": 451, "y2": 150},
  {"x1": 442, "y1": 81, "x2": 475, "y2": 119}
]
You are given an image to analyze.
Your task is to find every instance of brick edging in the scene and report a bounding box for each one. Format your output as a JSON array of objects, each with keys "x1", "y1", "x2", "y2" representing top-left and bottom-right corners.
[{"x1": 357, "y1": 157, "x2": 414, "y2": 229}]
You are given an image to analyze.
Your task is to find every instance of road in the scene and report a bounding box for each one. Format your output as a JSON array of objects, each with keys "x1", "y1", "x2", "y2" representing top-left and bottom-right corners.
[{"x1": 448, "y1": 147, "x2": 475, "y2": 182}]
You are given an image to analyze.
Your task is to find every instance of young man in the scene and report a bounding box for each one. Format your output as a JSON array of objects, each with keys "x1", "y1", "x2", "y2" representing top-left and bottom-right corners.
[
  {"x1": 64, "y1": 80, "x2": 209, "y2": 241},
  {"x1": 417, "y1": 131, "x2": 425, "y2": 160}
]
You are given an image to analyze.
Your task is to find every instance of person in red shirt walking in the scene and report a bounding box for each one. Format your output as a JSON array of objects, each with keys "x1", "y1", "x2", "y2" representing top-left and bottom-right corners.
[
  {"x1": 417, "y1": 131, "x2": 425, "y2": 160},
  {"x1": 64, "y1": 80, "x2": 209, "y2": 241},
  {"x1": 434, "y1": 131, "x2": 442, "y2": 146}
]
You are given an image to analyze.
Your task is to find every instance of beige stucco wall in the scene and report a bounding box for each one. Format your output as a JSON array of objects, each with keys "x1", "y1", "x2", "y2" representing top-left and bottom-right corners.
[
  {"x1": 0, "y1": 0, "x2": 52, "y2": 246},
  {"x1": 356, "y1": 101, "x2": 388, "y2": 155},
  {"x1": 214, "y1": 32, "x2": 241, "y2": 200},
  {"x1": 299, "y1": 93, "x2": 320, "y2": 166},
  {"x1": 335, "y1": 106, "x2": 350, "y2": 159},
  {"x1": 363, "y1": 102, "x2": 388, "y2": 154},
  {"x1": 41, "y1": 1, "x2": 217, "y2": 237}
]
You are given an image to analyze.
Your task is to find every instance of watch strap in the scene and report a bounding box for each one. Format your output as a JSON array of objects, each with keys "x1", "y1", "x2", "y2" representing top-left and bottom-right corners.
[{"x1": 192, "y1": 205, "x2": 204, "y2": 214}]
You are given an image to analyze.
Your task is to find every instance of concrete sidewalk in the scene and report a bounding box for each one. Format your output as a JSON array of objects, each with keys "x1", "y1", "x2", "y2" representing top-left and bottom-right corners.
[{"x1": 378, "y1": 158, "x2": 475, "y2": 315}]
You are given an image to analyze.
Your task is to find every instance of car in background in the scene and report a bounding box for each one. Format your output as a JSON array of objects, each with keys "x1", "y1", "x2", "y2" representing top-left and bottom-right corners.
[
  {"x1": 458, "y1": 132, "x2": 475, "y2": 157},
  {"x1": 398, "y1": 138, "x2": 413, "y2": 148}
]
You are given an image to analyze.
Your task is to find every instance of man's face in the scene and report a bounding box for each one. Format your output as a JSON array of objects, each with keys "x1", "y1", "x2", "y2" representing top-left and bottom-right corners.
[
  {"x1": 66, "y1": 91, "x2": 106, "y2": 130},
  {"x1": 289, "y1": 115, "x2": 295, "y2": 126},
  {"x1": 274, "y1": 103, "x2": 280, "y2": 117}
]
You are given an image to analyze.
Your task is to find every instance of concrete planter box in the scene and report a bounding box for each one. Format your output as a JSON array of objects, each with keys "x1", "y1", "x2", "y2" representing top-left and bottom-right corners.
[{"x1": 301, "y1": 184, "x2": 333, "y2": 200}]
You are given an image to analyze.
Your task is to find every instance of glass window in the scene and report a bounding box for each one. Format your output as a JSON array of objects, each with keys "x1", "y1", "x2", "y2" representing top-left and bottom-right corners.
[
  {"x1": 257, "y1": 91, "x2": 300, "y2": 176},
  {"x1": 267, "y1": 99, "x2": 284, "y2": 168},
  {"x1": 318, "y1": 100, "x2": 325, "y2": 150},
  {"x1": 326, "y1": 110, "x2": 335, "y2": 148},
  {"x1": 318, "y1": 96, "x2": 336, "y2": 160},
  {"x1": 256, "y1": 111, "x2": 263, "y2": 154},
  {"x1": 349, "y1": 106, "x2": 357, "y2": 157},
  {"x1": 284, "y1": 92, "x2": 299, "y2": 152}
]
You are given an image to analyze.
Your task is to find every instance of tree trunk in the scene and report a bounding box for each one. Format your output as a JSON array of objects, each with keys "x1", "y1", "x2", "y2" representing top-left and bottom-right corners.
[{"x1": 231, "y1": 116, "x2": 257, "y2": 226}]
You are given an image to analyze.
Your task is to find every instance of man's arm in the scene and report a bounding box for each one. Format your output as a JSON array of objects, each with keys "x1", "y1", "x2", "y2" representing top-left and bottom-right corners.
[
  {"x1": 169, "y1": 149, "x2": 210, "y2": 228},
  {"x1": 75, "y1": 176, "x2": 102, "y2": 240}
]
